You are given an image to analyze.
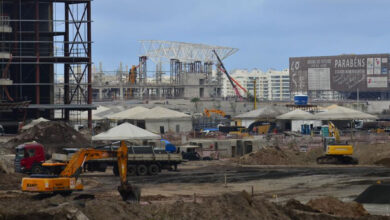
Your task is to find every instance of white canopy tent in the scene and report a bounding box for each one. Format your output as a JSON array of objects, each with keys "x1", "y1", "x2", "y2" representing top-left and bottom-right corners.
[
  {"x1": 78, "y1": 106, "x2": 109, "y2": 120},
  {"x1": 22, "y1": 117, "x2": 49, "y2": 130},
  {"x1": 277, "y1": 109, "x2": 315, "y2": 120},
  {"x1": 314, "y1": 106, "x2": 377, "y2": 120},
  {"x1": 234, "y1": 105, "x2": 289, "y2": 127},
  {"x1": 277, "y1": 109, "x2": 321, "y2": 132},
  {"x1": 92, "y1": 122, "x2": 160, "y2": 141},
  {"x1": 129, "y1": 106, "x2": 191, "y2": 120},
  {"x1": 106, "y1": 106, "x2": 150, "y2": 120}
]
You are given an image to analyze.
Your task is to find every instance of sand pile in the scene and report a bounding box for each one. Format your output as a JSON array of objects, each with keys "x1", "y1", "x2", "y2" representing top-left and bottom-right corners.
[
  {"x1": 306, "y1": 196, "x2": 368, "y2": 218},
  {"x1": 349, "y1": 142, "x2": 390, "y2": 166},
  {"x1": 0, "y1": 191, "x2": 384, "y2": 220},
  {"x1": 3, "y1": 121, "x2": 90, "y2": 155},
  {"x1": 238, "y1": 147, "x2": 323, "y2": 165}
]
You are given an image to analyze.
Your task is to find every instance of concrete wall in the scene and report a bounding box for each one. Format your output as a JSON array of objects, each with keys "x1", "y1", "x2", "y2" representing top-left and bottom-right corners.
[
  {"x1": 182, "y1": 73, "x2": 217, "y2": 99},
  {"x1": 187, "y1": 136, "x2": 265, "y2": 158},
  {"x1": 145, "y1": 119, "x2": 192, "y2": 133}
]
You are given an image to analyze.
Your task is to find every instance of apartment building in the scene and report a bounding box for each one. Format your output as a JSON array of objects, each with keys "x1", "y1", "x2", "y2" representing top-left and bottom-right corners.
[{"x1": 222, "y1": 69, "x2": 290, "y2": 101}]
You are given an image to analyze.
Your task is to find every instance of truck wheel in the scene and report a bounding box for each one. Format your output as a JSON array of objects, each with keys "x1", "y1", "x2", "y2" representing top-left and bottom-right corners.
[
  {"x1": 127, "y1": 165, "x2": 137, "y2": 176},
  {"x1": 113, "y1": 164, "x2": 119, "y2": 176},
  {"x1": 31, "y1": 164, "x2": 43, "y2": 174},
  {"x1": 148, "y1": 164, "x2": 159, "y2": 175},
  {"x1": 136, "y1": 165, "x2": 148, "y2": 176}
]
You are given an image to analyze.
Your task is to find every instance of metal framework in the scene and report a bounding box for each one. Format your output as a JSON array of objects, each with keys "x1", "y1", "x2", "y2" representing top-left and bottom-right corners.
[
  {"x1": 138, "y1": 40, "x2": 238, "y2": 64},
  {"x1": 0, "y1": 0, "x2": 93, "y2": 128}
]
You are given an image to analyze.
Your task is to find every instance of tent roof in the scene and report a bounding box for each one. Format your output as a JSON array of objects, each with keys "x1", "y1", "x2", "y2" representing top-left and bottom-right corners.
[
  {"x1": 325, "y1": 104, "x2": 340, "y2": 110},
  {"x1": 277, "y1": 109, "x2": 315, "y2": 120},
  {"x1": 22, "y1": 117, "x2": 49, "y2": 130},
  {"x1": 234, "y1": 105, "x2": 289, "y2": 120},
  {"x1": 106, "y1": 106, "x2": 150, "y2": 120},
  {"x1": 129, "y1": 106, "x2": 191, "y2": 120},
  {"x1": 79, "y1": 106, "x2": 109, "y2": 120},
  {"x1": 314, "y1": 106, "x2": 377, "y2": 120},
  {"x1": 92, "y1": 122, "x2": 160, "y2": 141}
]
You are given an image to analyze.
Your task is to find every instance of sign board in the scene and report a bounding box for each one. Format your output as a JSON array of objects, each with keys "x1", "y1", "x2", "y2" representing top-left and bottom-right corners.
[
  {"x1": 290, "y1": 54, "x2": 390, "y2": 92},
  {"x1": 367, "y1": 77, "x2": 387, "y2": 88}
]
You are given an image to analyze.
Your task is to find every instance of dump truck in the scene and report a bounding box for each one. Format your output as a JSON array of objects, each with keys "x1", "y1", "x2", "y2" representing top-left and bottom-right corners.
[{"x1": 15, "y1": 141, "x2": 183, "y2": 176}]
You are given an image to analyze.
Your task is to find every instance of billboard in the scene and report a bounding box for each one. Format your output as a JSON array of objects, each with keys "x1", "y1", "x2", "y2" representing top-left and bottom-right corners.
[{"x1": 290, "y1": 54, "x2": 390, "y2": 93}]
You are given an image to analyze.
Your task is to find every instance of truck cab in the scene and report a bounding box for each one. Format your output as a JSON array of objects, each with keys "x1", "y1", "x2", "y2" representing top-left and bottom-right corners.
[{"x1": 14, "y1": 142, "x2": 45, "y2": 173}]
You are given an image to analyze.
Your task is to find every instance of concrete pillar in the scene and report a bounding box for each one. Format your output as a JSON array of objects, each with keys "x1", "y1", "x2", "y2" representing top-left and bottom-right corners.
[
  {"x1": 119, "y1": 86, "x2": 124, "y2": 100},
  {"x1": 99, "y1": 89, "x2": 103, "y2": 100}
]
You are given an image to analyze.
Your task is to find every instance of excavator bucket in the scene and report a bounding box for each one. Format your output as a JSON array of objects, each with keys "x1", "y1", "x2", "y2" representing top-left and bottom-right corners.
[{"x1": 118, "y1": 183, "x2": 140, "y2": 202}]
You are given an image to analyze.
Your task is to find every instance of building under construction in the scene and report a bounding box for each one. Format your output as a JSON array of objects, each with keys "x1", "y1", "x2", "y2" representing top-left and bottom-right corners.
[
  {"x1": 92, "y1": 40, "x2": 238, "y2": 100},
  {"x1": 0, "y1": 0, "x2": 93, "y2": 131}
]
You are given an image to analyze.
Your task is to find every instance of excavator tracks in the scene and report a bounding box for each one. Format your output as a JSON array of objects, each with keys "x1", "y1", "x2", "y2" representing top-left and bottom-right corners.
[{"x1": 316, "y1": 155, "x2": 358, "y2": 165}]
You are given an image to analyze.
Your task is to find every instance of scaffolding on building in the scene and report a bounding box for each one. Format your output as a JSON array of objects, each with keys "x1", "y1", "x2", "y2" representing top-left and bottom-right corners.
[
  {"x1": 92, "y1": 40, "x2": 238, "y2": 101},
  {"x1": 0, "y1": 0, "x2": 94, "y2": 130}
]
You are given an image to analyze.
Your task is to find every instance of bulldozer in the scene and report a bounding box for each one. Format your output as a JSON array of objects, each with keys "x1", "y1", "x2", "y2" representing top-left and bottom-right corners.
[
  {"x1": 21, "y1": 141, "x2": 140, "y2": 201},
  {"x1": 316, "y1": 122, "x2": 358, "y2": 165}
]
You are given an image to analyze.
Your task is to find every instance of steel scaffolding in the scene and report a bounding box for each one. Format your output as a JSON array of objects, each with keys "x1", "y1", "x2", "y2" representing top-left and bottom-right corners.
[{"x1": 0, "y1": 0, "x2": 94, "y2": 129}]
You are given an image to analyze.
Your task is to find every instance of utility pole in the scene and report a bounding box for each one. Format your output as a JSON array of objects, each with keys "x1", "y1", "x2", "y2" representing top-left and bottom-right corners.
[
  {"x1": 254, "y1": 79, "x2": 257, "y2": 110},
  {"x1": 357, "y1": 88, "x2": 359, "y2": 104}
]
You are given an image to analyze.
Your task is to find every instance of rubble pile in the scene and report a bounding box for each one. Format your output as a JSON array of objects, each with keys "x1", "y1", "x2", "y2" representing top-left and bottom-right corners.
[
  {"x1": 238, "y1": 147, "x2": 322, "y2": 165},
  {"x1": 306, "y1": 196, "x2": 368, "y2": 218},
  {"x1": 0, "y1": 192, "x2": 382, "y2": 220},
  {"x1": 3, "y1": 121, "x2": 90, "y2": 154}
]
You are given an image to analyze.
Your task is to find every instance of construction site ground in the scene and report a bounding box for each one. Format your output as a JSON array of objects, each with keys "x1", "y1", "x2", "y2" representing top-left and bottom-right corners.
[
  {"x1": 3, "y1": 160, "x2": 390, "y2": 216},
  {"x1": 85, "y1": 161, "x2": 390, "y2": 215},
  {"x1": 3, "y1": 130, "x2": 390, "y2": 219}
]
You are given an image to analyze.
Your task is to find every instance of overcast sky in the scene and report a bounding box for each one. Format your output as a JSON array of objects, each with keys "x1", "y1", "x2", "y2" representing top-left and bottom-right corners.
[{"x1": 92, "y1": 0, "x2": 390, "y2": 72}]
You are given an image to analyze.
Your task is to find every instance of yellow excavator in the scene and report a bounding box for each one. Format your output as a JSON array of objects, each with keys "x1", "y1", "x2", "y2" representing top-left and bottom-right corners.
[
  {"x1": 21, "y1": 141, "x2": 140, "y2": 201},
  {"x1": 204, "y1": 108, "x2": 226, "y2": 118},
  {"x1": 316, "y1": 122, "x2": 358, "y2": 164}
]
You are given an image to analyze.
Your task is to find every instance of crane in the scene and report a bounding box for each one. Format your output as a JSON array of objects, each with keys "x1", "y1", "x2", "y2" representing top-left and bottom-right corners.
[
  {"x1": 21, "y1": 141, "x2": 140, "y2": 201},
  {"x1": 213, "y1": 50, "x2": 244, "y2": 99}
]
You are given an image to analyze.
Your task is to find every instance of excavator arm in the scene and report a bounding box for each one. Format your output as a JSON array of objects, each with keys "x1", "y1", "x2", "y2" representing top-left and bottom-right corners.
[
  {"x1": 21, "y1": 141, "x2": 140, "y2": 201},
  {"x1": 328, "y1": 121, "x2": 340, "y2": 142},
  {"x1": 204, "y1": 108, "x2": 226, "y2": 118}
]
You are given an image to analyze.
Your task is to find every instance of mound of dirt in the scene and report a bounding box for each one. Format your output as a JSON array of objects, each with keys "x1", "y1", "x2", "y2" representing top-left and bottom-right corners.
[
  {"x1": 4, "y1": 121, "x2": 91, "y2": 155},
  {"x1": 353, "y1": 142, "x2": 390, "y2": 165},
  {"x1": 238, "y1": 147, "x2": 323, "y2": 165},
  {"x1": 355, "y1": 184, "x2": 390, "y2": 204},
  {"x1": 285, "y1": 199, "x2": 318, "y2": 213},
  {"x1": 0, "y1": 172, "x2": 25, "y2": 190},
  {"x1": 1, "y1": 191, "x2": 382, "y2": 220},
  {"x1": 307, "y1": 196, "x2": 368, "y2": 218}
]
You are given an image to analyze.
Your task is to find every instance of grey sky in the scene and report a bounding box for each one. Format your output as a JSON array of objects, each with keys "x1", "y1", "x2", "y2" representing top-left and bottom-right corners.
[{"x1": 92, "y1": 0, "x2": 390, "y2": 71}]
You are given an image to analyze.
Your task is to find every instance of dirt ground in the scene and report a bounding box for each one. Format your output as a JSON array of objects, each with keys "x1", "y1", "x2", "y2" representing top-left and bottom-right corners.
[
  {"x1": 3, "y1": 134, "x2": 390, "y2": 219},
  {"x1": 2, "y1": 159, "x2": 390, "y2": 219}
]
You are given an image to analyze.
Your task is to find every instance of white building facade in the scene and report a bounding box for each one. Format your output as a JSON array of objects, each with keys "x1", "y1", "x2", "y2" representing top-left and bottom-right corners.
[{"x1": 222, "y1": 69, "x2": 290, "y2": 101}]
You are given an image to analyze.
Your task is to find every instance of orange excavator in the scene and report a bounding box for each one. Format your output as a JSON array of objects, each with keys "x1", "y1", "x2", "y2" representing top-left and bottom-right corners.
[
  {"x1": 204, "y1": 108, "x2": 226, "y2": 118},
  {"x1": 21, "y1": 141, "x2": 140, "y2": 201}
]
